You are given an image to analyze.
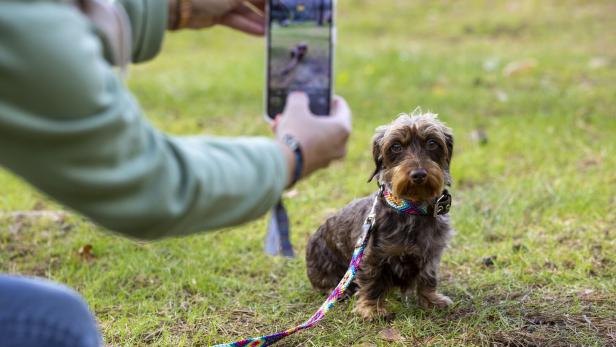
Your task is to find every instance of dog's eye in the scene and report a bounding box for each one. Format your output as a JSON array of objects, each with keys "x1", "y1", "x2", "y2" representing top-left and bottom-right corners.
[
  {"x1": 390, "y1": 143, "x2": 403, "y2": 153},
  {"x1": 426, "y1": 139, "x2": 440, "y2": 150}
]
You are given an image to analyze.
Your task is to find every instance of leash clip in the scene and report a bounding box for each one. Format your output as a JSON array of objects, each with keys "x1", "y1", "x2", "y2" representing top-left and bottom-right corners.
[
  {"x1": 433, "y1": 189, "x2": 452, "y2": 217},
  {"x1": 357, "y1": 191, "x2": 380, "y2": 247},
  {"x1": 359, "y1": 214, "x2": 376, "y2": 247},
  {"x1": 366, "y1": 189, "x2": 380, "y2": 225}
]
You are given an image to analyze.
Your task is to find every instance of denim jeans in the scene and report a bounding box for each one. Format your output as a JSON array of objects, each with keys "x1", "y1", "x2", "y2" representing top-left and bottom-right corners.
[{"x1": 0, "y1": 275, "x2": 102, "y2": 347}]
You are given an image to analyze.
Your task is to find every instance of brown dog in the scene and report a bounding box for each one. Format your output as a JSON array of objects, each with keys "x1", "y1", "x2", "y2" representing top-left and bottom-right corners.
[{"x1": 305, "y1": 111, "x2": 455, "y2": 319}]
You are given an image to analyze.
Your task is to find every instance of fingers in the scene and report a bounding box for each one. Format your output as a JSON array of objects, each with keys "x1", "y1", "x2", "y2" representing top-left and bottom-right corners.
[
  {"x1": 241, "y1": 0, "x2": 266, "y2": 15},
  {"x1": 220, "y1": 13, "x2": 265, "y2": 35},
  {"x1": 282, "y1": 92, "x2": 312, "y2": 116},
  {"x1": 327, "y1": 96, "x2": 352, "y2": 159},
  {"x1": 235, "y1": 9, "x2": 265, "y2": 27},
  {"x1": 235, "y1": 2, "x2": 265, "y2": 19}
]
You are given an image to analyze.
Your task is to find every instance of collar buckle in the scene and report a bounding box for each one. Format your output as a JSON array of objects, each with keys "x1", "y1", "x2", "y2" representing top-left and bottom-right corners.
[{"x1": 433, "y1": 190, "x2": 452, "y2": 217}]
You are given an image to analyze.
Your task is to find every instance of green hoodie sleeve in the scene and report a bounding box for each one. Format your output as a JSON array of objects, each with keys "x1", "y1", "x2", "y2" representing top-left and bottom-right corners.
[
  {"x1": 117, "y1": 0, "x2": 168, "y2": 62},
  {"x1": 0, "y1": 2, "x2": 288, "y2": 239}
]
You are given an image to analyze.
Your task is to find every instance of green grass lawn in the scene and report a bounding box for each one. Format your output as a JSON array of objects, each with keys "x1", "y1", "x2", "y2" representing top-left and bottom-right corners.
[{"x1": 1, "y1": 0, "x2": 615, "y2": 346}]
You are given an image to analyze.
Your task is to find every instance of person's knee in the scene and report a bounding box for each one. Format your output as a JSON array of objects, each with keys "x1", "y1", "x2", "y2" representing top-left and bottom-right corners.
[{"x1": 0, "y1": 275, "x2": 101, "y2": 347}]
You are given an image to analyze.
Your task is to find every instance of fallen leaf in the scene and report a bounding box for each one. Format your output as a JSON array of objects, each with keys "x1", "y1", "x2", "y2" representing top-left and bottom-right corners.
[
  {"x1": 503, "y1": 59, "x2": 537, "y2": 77},
  {"x1": 78, "y1": 244, "x2": 95, "y2": 262},
  {"x1": 378, "y1": 327, "x2": 405, "y2": 342}
]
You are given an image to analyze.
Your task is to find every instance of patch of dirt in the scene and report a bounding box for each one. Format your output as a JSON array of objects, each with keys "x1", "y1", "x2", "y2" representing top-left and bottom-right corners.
[
  {"x1": 488, "y1": 310, "x2": 615, "y2": 346},
  {"x1": 0, "y1": 210, "x2": 75, "y2": 275},
  {"x1": 484, "y1": 291, "x2": 615, "y2": 346}
]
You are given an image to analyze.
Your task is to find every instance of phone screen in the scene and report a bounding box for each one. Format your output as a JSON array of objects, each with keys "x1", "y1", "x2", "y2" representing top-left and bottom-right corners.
[{"x1": 266, "y1": 0, "x2": 333, "y2": 118}]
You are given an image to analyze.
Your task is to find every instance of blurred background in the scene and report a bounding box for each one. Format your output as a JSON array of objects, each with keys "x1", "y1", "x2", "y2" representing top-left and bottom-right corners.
[{"x1": 1, "y1": 0, "x2": 614, "y2": 345}]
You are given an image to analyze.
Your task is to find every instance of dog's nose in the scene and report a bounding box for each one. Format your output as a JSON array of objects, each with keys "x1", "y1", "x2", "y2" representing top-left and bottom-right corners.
[{"x1": 410, "y1": 169, "x2": 428, "y2": 184}]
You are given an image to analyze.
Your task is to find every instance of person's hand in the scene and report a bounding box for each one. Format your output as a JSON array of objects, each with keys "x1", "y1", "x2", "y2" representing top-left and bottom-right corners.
[
  {"x1": 273, "y1": 93, "x2": 352, "y2": 186},
  {"x1": 168, "y1": 0, "x2": 266, "y2": 35}
]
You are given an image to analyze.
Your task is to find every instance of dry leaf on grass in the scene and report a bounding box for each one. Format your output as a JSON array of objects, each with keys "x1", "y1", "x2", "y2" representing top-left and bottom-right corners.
[
  {"x1": 378, "y1": 327, "x2": 405, "y2": 342},
  {"x1": 78, "y1": 244, "x2": 95, "y2": 262},
  {"x1": 503, "y1": 59, "x2": 537, "y2": 77}
]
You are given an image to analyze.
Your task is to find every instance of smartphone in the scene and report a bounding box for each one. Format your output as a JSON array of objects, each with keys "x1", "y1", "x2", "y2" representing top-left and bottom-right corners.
[{"x1": 265, "y1": 0, "x2": 335, "y2": 120}]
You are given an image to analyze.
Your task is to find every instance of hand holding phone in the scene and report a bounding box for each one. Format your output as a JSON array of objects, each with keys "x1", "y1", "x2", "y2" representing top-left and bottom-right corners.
[
  {"x1": 266, "y1": 0, "x2": 334, "y2": 119},
  {"x1": 274, "y1": 92, "x2": 351, "y2": 181},
  {"x1": 168, "y1": 0, "x2": 266, "y2": 35}
]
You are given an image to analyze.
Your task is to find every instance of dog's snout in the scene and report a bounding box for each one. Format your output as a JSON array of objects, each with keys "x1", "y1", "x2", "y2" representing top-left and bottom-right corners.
[{"x1": 410, "y1": 168, "x2": 428, "y2": 184}]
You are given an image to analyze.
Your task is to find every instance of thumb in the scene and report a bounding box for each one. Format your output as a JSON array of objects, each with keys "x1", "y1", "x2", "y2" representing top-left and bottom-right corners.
[
  {"x1": 283, "y1": 92, "x2": 311, "y2": 116},
  {"x1": 327, "y1": 95, "x2": 352, "y2": 131}
]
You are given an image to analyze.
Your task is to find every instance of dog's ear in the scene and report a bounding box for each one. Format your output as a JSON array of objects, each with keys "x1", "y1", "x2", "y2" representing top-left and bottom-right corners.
[{"x1": 368, "y1": 126, "x2": 387, "y2": 182}]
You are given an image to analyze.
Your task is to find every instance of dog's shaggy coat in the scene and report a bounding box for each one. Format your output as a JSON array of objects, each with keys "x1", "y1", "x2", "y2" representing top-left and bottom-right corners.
[{"x1": 306, "y1": 112, "x2": 455, "y2": 319}]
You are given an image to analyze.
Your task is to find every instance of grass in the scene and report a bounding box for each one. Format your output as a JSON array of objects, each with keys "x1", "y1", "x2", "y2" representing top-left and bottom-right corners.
[{"x1": 1, "y1": 0, "x2": 615, "y2": 346}]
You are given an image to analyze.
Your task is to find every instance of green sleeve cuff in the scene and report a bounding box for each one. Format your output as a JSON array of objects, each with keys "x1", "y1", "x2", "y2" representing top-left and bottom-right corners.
[
  {"x1": 118, "y1": 0, "x2": 167, "y2": 63},
  {"x1": 269, "y1": 138, "x2": 290, "y2": 199}
]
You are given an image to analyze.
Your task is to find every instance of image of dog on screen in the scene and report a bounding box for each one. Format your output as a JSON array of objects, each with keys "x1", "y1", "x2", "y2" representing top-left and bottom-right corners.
[{"x1": 268, "y1": 0, "x2": 332, "y2": 116}]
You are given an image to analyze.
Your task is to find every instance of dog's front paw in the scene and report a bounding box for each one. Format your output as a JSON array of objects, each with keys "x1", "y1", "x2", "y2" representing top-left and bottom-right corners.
[
  {"x1": 353, "y1": 298, "x2": 394, "y2": 321},
  {"x1": 418, "y1": 292, "x2": 453, "y2": 309}
]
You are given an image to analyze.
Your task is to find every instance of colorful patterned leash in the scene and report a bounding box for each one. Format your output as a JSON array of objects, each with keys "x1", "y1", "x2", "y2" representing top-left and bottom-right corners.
[{"x1": 213, "y1": 190, "x2": 381, "y2": 347}]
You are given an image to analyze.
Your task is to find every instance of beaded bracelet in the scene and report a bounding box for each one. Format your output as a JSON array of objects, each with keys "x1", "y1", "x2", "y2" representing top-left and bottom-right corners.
[{"x1": 171, "y1": 0, "x2": 191, "y2": 30}]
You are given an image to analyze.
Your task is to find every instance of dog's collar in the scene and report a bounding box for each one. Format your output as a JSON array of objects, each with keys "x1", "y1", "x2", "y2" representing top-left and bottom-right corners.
[{"x1": 381, "y1": 186, "x2": 451, "y2": 217}]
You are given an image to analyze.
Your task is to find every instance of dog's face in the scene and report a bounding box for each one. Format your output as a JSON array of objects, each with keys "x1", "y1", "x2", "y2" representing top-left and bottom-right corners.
[{"x1": 370, "y1": 113, "x2": 453, "y2": 202}]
